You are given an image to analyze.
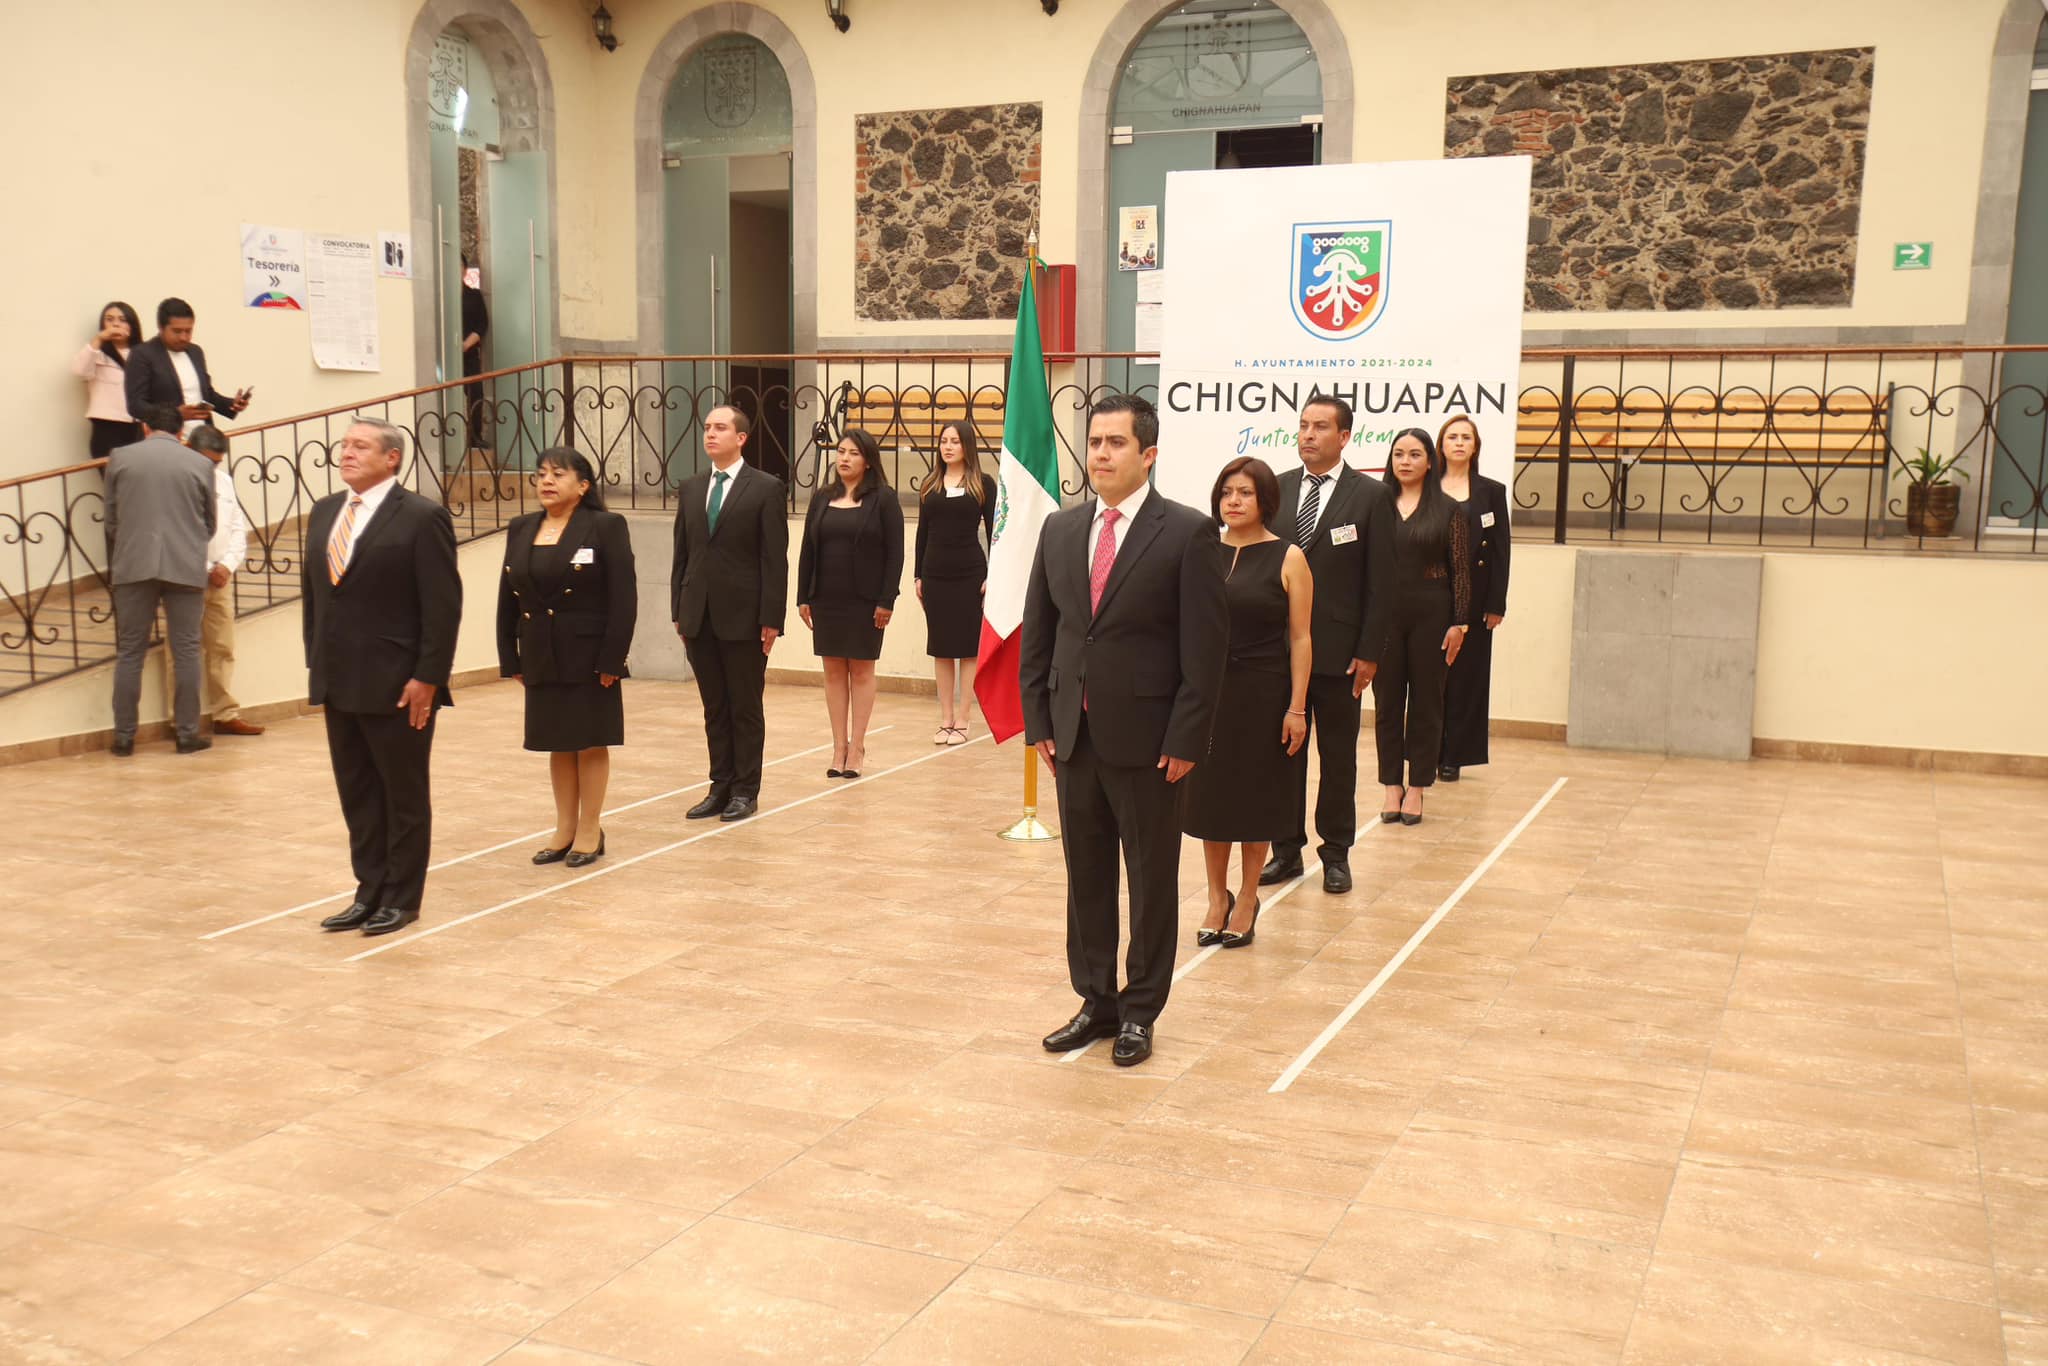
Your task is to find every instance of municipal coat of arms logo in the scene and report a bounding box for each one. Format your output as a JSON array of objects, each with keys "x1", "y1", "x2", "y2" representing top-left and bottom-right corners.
[
  {"x1": 704, "y1": 46, "x2": 757, "y2": 129},
  {"x1": 1291, "y1": 220, "x2": 1390, "y2": 341}
]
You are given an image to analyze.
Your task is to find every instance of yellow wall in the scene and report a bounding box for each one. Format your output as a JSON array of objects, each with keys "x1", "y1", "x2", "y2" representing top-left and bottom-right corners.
[{"x1": 0, "y1": 528, "x2": 511, "y2": 750}]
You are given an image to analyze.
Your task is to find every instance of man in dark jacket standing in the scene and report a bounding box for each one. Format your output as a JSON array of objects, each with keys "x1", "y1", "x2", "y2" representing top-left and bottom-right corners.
[
  {"x1": 125, "y1": 298, "x2": 249, "y2": 433},
  {"x1": 1020, "y1": 394, "x2": 1227, "y2": 1068},
  {"x1": 303, "y1": 419, "x2": 462, "y2": 937}
]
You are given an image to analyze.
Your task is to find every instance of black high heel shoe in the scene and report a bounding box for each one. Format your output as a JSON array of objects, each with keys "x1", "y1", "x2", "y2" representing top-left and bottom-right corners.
[
  {"x1": 1400, "y1": 792, "x2": 1424, "y2": 827},
  {"x1": 1220, "y1": 895, "x2": 1261, "y2": 948},
  {"x1": 1195, "y1": 891, "x2": 1234, "y2": 947},
  {"x1": 532, "y1": 843, "x2": 571, "y2": 865},
  {"x1": 565, "y1": 830, "x2": 606, "y2": 868},
  {"x1": 827, "y1": 745, "x2": 847, "y2": 779},
  {"x1": 1381, "y1": 788, "x2": 1406, "y2": 824}
]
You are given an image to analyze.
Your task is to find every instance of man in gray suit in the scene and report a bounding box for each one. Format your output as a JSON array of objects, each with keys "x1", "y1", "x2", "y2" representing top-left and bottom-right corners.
[{"x1": 106, "y1": 403, "x2": 217, "y2": 756}]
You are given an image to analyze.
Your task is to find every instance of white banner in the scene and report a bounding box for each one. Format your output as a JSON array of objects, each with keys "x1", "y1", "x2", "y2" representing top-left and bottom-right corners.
[{"x1": 1155, "y1": 158, "x2": 1531, "y2": 508}]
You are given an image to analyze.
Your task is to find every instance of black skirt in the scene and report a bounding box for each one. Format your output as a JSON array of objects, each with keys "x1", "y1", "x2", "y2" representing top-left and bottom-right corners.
[
  {"x1": 1182, "y1": 663, "x2": 1293, "y2": 842},
  {"x1": 811, "y1": 601, "x2": 883, "y2": 660},
  {"x1": 523, "y1": 679, "x2": 624, "y2": 752},
  {"x1": 922, "y1": 577, "x2": 982, "y2": 658}
]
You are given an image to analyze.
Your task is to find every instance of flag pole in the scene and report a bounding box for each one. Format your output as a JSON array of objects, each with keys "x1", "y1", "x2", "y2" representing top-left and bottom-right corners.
[{"x1": 997, "y1": 224, "x2": 1059, "y2": 844}]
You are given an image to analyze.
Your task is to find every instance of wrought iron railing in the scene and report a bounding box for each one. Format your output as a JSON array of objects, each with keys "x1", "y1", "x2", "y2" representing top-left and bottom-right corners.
[{"x1": 5, "y1": 345, "x2": 2045, "y2": 696}]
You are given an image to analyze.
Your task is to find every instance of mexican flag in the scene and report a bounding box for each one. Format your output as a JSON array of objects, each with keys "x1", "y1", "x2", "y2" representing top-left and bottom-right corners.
[{"x1": 973, "y1": 262, "x2": 1061, "y2": 743}]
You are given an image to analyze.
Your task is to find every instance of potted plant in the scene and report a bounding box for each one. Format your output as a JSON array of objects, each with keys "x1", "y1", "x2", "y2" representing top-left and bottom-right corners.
[{"x1": 1898, "y1": 447, "x2": 1968, "y2": 538}]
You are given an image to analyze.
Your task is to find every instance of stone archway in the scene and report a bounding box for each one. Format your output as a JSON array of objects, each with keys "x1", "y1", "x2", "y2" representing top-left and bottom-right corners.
[
  {"x1": 402, "y1": 0, "x2": 559, "y2": 391},
  {"x1": 633, "y1": 5, "x2": 819, "y2": 355},
  {"x1": 1075, "y1": 0, "x2": 1353, "y2": 351}
]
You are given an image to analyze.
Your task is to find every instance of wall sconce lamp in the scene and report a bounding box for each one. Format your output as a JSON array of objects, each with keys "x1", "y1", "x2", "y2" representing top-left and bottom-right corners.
[
  {"x1": 592, "y1": 4, "x2": 619, "y2": 52},
  {"x1": 827, "y1": 1, "x2": 851, "y2": 33},
  {"x1": 1041, "y1": 1, "x2": 1060, "y2": 13}
]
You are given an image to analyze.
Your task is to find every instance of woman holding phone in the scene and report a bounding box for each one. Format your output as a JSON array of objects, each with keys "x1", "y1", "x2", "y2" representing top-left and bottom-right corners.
[{"x1": 75, "y1": 302, "x2": 143, "y2": 459}]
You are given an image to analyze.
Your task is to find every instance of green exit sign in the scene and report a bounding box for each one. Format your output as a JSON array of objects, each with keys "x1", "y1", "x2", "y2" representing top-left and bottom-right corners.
[{"x1": 1894, "y1": 242, "x2": 1933, "y2": 270}]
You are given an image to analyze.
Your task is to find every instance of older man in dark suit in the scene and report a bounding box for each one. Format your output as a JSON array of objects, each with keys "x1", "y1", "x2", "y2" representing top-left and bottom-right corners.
[
  {"x1": 1261, "y1": 394, "x2": 1396, "y2": 895},
  {"x1": 671, "y1": 405, "x2": 788, "y2": 822},
  {"x1": 106, "y1": 404, "x2": 218, "y2": 756},
  {"x1": 124, "y1": 298, "x2": 248, "y2": 434},
  {"x1": 1021, "y1": 394, "x2": 1228, "y2": 1067},
  {"x1": 304, "y1": 419, "x2": 462, "y2": 937}
]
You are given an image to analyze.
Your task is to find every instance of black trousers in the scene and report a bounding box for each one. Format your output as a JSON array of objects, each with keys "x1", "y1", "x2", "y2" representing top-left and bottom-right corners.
[
  {"x1": 1372, "y1": 583, "x2": 1452, "y2": 789},
  {"x1": 90, "y1": 418, "x2": 141, "y2": 461},
  {"x1": 1053, "y1": 716, "x2": 1181, "y2": 1028},
  {"x1": 1442, "y1": 619, "x2": 1494, "y2": 768},
  {"x1": 1275, "y1": 669, "x2": 1361, "y2": 864},
  {"x1": 325, "y1": 706, "x2": 437, "y2": 912},
  {"x1": 685, "y1": 633, "x2": 768, "y2": 799}
]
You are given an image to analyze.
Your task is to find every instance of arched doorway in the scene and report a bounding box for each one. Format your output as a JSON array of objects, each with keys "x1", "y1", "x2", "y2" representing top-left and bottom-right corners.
[
  {"x1": 1077, "y1": 0, "x2": 1352, "y2": 353},
  {"x1": 405, "y1": 0, "x2": 557, "y2": 468},
  {"x1": 636, "y1": 9, "x2": 817, "y2": 484}
]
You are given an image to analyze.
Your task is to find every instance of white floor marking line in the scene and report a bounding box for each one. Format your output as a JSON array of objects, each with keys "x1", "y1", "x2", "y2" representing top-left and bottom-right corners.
[
  {"x1": 201, "y1": 732, "x2": 878, "y2": 940},
  {"x1": 1267, "y1": 776, "x2": 1570, "y2": 1094},
  {"x1": 344, "y1": 733, "x2": 990, "y2": 962},
  {"x1": 1056, "y1": 810, "x2": 1395, "y2": 1065}
]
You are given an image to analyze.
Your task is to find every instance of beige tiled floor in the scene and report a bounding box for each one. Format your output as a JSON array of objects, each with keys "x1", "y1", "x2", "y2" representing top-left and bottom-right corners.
[{"x1": 4, "y1": 678, "x2": 2046, "y2": 1364}]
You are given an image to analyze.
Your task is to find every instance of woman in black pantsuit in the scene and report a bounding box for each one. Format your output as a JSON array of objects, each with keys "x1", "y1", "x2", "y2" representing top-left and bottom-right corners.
[
  {"x1": 797, "y1": 428, "x2": 903, "y2": 779},
  {"x1": 1373, "y1": 428, "x2": 1471, "y2": 826},
  {"x1": 1436, "y1": 415, "x2": 1510, "y2": 781},
  {"x1": 1182, "y1": 457, "x2": 1312, "y2": 949},
  {"x1": 498, "y1": 448, "x2": 637, "y2": 867},
  {"x1": 915, "y1": 420, "x2": 995, "y2": 745}
]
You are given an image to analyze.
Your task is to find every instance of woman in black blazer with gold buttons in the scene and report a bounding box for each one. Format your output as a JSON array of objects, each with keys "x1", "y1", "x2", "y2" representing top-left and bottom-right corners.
[
  {"x1": 1435, "y1": 415, "x2": 1510, "y2": 781},
  {"x1": 796, "y1": 428, "x2": 903, "y2": 778},
  {"x1": 497, "y1": 448, "x2": 637, "y2": 866}
]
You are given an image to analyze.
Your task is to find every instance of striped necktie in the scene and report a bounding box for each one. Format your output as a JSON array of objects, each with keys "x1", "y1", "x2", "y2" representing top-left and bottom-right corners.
[
  {"x1": 326, "y1": 495, "x2": 364, "y2": 585},
  {"x1": 1296, "y1": 474, "x2": 1329, "y2": 549}
]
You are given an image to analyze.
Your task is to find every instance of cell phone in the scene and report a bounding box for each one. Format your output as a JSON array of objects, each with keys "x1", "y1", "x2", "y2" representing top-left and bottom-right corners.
[{"x1": 236, "y1": 386, "x2": 253, "y2": 401}]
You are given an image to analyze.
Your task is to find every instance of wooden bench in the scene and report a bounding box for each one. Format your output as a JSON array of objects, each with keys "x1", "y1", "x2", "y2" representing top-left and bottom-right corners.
[{"x1": 834, "y1": 383, "x2": 1008, "y2": 495}]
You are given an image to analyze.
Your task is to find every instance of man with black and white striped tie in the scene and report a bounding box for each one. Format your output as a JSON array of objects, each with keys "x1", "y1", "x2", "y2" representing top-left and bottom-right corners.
[{"x1": 1261, "y1": 394, "x2": 1396, "y2": 895}]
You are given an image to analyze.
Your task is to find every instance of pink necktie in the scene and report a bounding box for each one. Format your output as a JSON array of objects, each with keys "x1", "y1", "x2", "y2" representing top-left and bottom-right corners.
[{"x1": 1089, "y1": 507, "x2": 1122, "y2": 613}]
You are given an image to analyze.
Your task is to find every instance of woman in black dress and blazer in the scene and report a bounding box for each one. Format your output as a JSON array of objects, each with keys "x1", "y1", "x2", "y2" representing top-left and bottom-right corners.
[
  {"x1": 1435, "y1": 415, "x2": 1510, "y2": 781},
  {"x1": 915, "y1": 420, "x2": 995, "y2": 745},
  {"x1": 797, "y1": 428, "x2": 903, "y2": 779},
  {"x1": 1374, "y1": 428, "x2": 1471, "y2": 826},
  {"x1": 497, "y1": 449, "x2": 637, "y2": 867}
]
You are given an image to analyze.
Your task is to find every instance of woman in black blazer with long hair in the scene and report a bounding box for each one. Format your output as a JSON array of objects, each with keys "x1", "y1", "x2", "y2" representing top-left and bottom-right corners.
[
  {"x1": 498, "y1": 448, "x2": 637, "y2": 867},
  {"x1": 915, "y1": 419, "x2": 995, "y2": 745},
  {"x1": 797, "y1": 428, "x2": 904, "y2": 778},
  {"x1": 1374, "y1": 428, "x2": 1471, "y2": 826},
  {"x1": 1435, "y1": 415, "x2": 1510, "y2": 782}
]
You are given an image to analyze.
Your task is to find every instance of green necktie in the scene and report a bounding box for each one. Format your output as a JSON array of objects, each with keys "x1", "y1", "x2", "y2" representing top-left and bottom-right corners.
[{"x1": 707, "y1": 468, "x2": 730, "y2": 533}]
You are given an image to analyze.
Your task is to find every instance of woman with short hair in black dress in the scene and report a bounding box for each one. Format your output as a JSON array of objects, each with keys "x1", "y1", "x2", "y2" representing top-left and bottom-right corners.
[
  {"x1": 797, "y1": 429, "x2": 904, "y2": 779},
  {"x1": 498, "y1": 448, "x2": 638, "y2": 867},
  {"x1": 1181, "y1": 456, "x2": 1313, "y2": 949},
  {"x1": 915, "y1": 420, "x2": 995, "y2": 745},
  {"x1": 1375, "y1": 428, "x2": 1471, "y2": 826},
  {"x1": 1435, "y1": 414, "x2": 1510, "y2": 782}
]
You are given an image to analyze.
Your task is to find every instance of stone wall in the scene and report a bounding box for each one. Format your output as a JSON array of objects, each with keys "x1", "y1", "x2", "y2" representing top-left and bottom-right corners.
[
  {"x1": 1446, "y1": 49, "x2": 1874, "y2": 312},
  {"x1": 854, "y1": 102, "x2": 1042, "y2": 321}
]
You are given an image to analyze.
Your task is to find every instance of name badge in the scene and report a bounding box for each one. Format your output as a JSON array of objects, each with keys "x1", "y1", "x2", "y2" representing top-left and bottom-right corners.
[
  {"x1": 1329, "y1": 523, "x2": 1358, "y2": 546},
  {"x1": 572, "y1": 547, "x2": 596, "y2": 565},
  {"x1": 1480, "y1": 512, "x2": 1497, "y2": 528},
  {"x1": 945, "y1": 486, "x2": 966, "y2": 498}
]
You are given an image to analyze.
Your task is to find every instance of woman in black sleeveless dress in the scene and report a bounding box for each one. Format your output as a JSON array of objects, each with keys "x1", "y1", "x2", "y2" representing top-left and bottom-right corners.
[
  {"x1": 915, "y1": 420, "x2": 995, "y2": 745},
  {"x1": 797, "y1": 429, "x2": 903, "y2": 778},
  {"x1": 1182, "y1": 456, "x2": 1312, "y2": 949}
]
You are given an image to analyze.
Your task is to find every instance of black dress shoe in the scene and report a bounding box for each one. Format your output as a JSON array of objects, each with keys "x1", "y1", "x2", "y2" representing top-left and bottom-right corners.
[
  {"x1": 532, "y1": 844, "x2": 570, "y2": 865},
  {"x1": 1439, "y1": 765, "x2": 1461, "y2": 783},
  {"x1": 320, "y1": 901, "x2": 376, "y2": 931},
  {"x1": 1400, "y1": 812, "x2": 1423, "y2": 826},
  {"x1": 686, "y1": 792, "x2": 730, "y2": 820},
  {"x1": 360, "y1": 906, "x2": 418, "y2": 936},
  {"x1": 1258, "y1": 853, "x2": 1304, "y2": 886},
  {"x1": 1220, "y1": 896, "x2": 1261, "y2": 949},
  {"x1": 1195, "y1": 891, "x2": 1234, "y2": 947},
  {"x1": 1042, "y1": 1009, "x2": 1120, "y2": 1052},
  {"x1": 175, "y1": 735, "x2": 212, "y2": 754},
  {"x1": 565, "y1": 831, "x2": 605, "y2": 868},
  {"x1": 1111, "y1": 1022, "x2": 1153, "y2": 1067},
  {"x1": 719, "y1": 796, "x2": 757, "y2": 822},
  {"x1": 1323, "y1": 862, "x2": 1353, "y2": 894},
  {"x1": 111, "y1": 737, "x2": 135, "y2": 758}
]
